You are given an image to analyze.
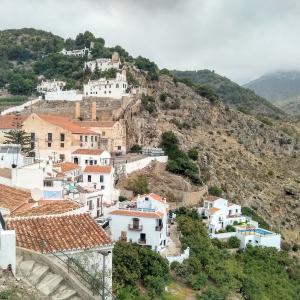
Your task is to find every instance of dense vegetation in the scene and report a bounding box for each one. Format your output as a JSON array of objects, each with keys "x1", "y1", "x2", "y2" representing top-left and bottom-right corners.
[
  {"x1": 160, "y1": 131, "x2": 201, "y2": 184},
  {"x1": 113, "y1": 241, "x2": 170, "y2": 299},
  {"x1": 241, "y1": 207, "x2": 270, "y2": 230},
  {"x1": 171, "y1": 70, "x2": 284, "y2": 117},
  {"x1": 173, "y1": 209, "x2": 300, "y2": 300}
]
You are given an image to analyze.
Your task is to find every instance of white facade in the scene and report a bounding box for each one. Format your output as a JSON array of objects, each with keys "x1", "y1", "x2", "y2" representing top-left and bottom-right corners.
[
  {"x1": 83, "y1": 72, "x2": 128, "y2": 99},
  {"x1": 0, "y1": 144, "x2": 34, "y2": 168},
  {"x1": 60, "y1": 47, "x2": 91, "y2": 58},
  {"x1": 198, "y1": 197, "x2": 250, "y2": 234},
  {"x1": 37, "y1": 80, "x2": 65, "y2": 93},
  {"x1": 85, "y1": 58, "x2": 120, "y2": 72},
  {"x1": 0, "y1": 229, "x2": 16, "y2": 274},
  {"x1": 71, "y1": 150, "x2": 111, "y2": 167},
  {"x1": 237, "y1": 229, "x2": 281, "y2": 250},
  {"x1": 82, "y1": 166, "x2": 116, "y2": 205},
  {"x1": 110, "y1": 193, "x2": 169, "y2": 253},
  {"x1": 45, "y1": 90, "x2": 83, "y2": 101}
]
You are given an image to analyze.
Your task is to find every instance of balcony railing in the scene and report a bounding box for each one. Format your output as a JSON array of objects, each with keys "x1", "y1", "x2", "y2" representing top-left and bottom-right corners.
[
  {"x1": 128, "y1": 224, "x2": 143, "y2": 231},
  {"x1": 138, "y1": 239, "x2": 146, "y2": 245},
  {"x1": 155, "y1": 225, "x2": 163, "y2": 231}
]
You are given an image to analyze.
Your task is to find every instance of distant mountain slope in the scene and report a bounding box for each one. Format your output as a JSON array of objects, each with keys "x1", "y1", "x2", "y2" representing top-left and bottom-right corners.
[
  {"x1": 171, "y1": 70, "x2": 284, "y2": 117},
  {"x1": 245, "y1": 70, "x2": 300, "y2": 104}
]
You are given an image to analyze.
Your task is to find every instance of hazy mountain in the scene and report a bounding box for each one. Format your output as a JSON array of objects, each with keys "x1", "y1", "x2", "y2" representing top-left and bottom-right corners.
[{"x1": 171, "y1": 70, "x2": 284, "y2": 118}]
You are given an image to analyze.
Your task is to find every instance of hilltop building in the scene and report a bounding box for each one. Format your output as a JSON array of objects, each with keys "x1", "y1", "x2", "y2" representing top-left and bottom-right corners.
[
  {"x1": 110, "y1": 193, "x2": 169, "y2": 253},
  {"x1": 83, "y1": 71, "x2": 128, "y2": 99},
  {"x1": 85, "y1": 52, "x2": 121, "y2": 72},
  {"x1": 59, "y1": 47, "x2": 91, "y2": 58}
]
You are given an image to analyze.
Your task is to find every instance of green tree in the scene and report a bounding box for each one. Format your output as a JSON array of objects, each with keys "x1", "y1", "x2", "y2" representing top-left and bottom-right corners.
[
  {"x1": 195, "y1": 84, "x2": 219, "y2": 104},
  {"x1": 208, "y1": 186, "x2": 223, "y2": 197},
  {"x1": 130, "y1": 144, "x2": 142, "y2": 153},
  {"x1": 227, "y1": 236, "x2": 240, "y2": 248},
  {"x1": 4, "y1": 113, "x2": 33, "y2": 155},
  {"x1": 126, "y1": 175, "x2": 150, "y2": 195},
  {"x1": 8, "y1": 70, "x2": 37, "y2": 95}
]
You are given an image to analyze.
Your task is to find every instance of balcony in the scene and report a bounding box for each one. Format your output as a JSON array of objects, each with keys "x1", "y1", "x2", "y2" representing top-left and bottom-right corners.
[
  {"x1": 138, "y1": 239, "x2": 146, "y2": 245},
  {"x1": 128, "y1": 224, "x2": 143, "y2": 231},
  {"x1": 155, "y1": 225, "x2": 163, "y2": 231}
]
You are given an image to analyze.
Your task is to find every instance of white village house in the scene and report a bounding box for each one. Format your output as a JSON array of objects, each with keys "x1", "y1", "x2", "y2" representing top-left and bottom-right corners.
[
  {"x1": 71, "y1": 148, "x2": 111, "y2": 167},
  {"x1": 199, "y1": 196, "x2": 281, "y2": 249},
  {"x1": 59, "y1": 47, "x2": 91, "y2": 58},
  {"x1": 37, "y1": 79, "x2": 66, "y2": 93},
  {"x1": 83, "y1": 71, "x2": 128, "y2": 99},
  {"x1": 110, "y1": 193, "x2": 169, "y2": 253},
  {"x1": 85, "y1": 52, "x2": 121, "y2": 72}
]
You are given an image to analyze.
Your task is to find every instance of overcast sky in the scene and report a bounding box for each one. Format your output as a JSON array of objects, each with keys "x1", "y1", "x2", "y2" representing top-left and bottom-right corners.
[{"x1": 0, "y1": 0, "x2": 299, "y2": 83}]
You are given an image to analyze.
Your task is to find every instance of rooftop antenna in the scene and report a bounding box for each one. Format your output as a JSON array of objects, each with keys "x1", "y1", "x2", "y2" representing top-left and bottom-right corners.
[{"x1": 31, "y1": 187, "x2": 43, "y2": 202}]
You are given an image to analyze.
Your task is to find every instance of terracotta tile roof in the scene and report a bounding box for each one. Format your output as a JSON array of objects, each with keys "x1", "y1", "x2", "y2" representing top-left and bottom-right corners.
[
  {"x1": 0, "y1": 115, "x2": 28, "y2": 129},
  {"x1": 36, "y1": 114, "x2": 95, "y2": 135},
  {"x1": 0, "y1": 168, "x2": 12, "y2": 179},
  {"x1": 83, "y1": 165, "x2": 112, "y2": 174},
  {"x1": 7, "y1": 213, "x2": 112, "y2": 253},
  {"x1": 208, "y1": 207, "x2": 220, "y2": 214},
  {"x1": 75, "y1": 121, "x2": 117, "y2": 128},
  {"x1": 72, "y1": 149, "x2": 105, "y2": 155},
  {"x1": 54, "y1": 162, "x2": 81, "y2": 173},
  {"x1": 0, "y1": 184, "x2": 30, "y2": 212},
  {"x1": 10, "y1": 199, "x2": 82, "y2": 217},
  {"x1": 110, "y1": 209, "x2": 164, "y2": 218}
]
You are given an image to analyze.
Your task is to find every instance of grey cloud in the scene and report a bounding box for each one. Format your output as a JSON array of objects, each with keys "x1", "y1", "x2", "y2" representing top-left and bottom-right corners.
[{"x1": 0, "y1": 0, "x2": 299, "y2": 83}]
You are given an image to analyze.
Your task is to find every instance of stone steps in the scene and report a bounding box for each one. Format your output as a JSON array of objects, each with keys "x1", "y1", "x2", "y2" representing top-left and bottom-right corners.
[{"x1": 16, "y1": 255, "x2": 79, "y2": 300}]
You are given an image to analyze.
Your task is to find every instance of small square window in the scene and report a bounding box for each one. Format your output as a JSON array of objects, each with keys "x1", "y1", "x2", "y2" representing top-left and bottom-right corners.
[
  {"x1": 60, "y1": 143, "x2": 64, "y2": 148},
  {"x1": 48, "y1": 143, "x2": 52, "y2": 148}
]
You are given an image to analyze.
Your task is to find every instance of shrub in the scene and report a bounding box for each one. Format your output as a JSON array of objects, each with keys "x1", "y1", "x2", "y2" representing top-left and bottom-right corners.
[
  {"x1": 198, "y1": 287, "x2": 226, "y2": 300},
  {"x1": 159, "y1": 93, "x2": 168, "y2": 102},
  {"x1": 225, "y1": 225, "x2": 236, "y2": 232},
  {"x1": 195, "y1": 84, "x2": 219, "y2": 104},
  {"x1": 126, "y1": 175, "x2": 150, "y2": 195},
  {"x1": 208, "y1": 186, "x2": 223, "y2": 197},
  {"x1": 119, "y1": 196, "x2": 128, "y2": 202},
  {"x1": 141, "y1": 94, "x2": 156, "y2": 113},
  {"x1": 188, "y1": 148, "x2": 198, "y2": 160},
  {"x1": 227, "y1": 236, "x2": 240, "y2": 248},
  {"x1": 292, "y1": 244, "x2": 299, "y2": 252},
  {"x1": 130, "y1": 144, "x2": 142, "y2": 153},
  {"x1": 187, "y1": 273, "x2": 208, "y2": 290},
  {"x1": 241, "y1": 207, "x2": 270, "y2": 229}
]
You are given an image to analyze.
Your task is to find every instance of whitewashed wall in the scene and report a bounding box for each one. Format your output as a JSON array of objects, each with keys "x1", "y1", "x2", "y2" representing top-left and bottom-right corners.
[
  {"x1": 125, "y1": 156, "x2": 168, "y2": 175},
  {"x1": 1, "y1": 98, "x2": 41, "y2": 115},
  {"x1": 45, "y1": 90, "x2": 83, "y2": 101},
  {"x1": 166, "y1": 247, "x2": 190, "y2": 265},
  {"x1": 0, "y1": 230, "x2": 16, "y2": 274}
]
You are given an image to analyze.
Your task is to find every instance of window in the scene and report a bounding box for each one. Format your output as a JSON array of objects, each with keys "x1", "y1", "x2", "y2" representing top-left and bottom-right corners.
[
  {"x1": 88, "y1": 175, "x2": 92, "y2": 182},
  {"x1": 94, "y1": 160, "x2": 97, "y2": 165},
  {"x1": 116, "y1": 84, "x2": 119, "y2": 88},
  {"x1": 100, "y1": 175, "x2": 104, "y2": 183},
  {"x1": 60, "y1": 143, "x2": 64, "y2": 148},
  {"x1": 118, "y1": 146, "x2": 121, "y2": 150},
  {"x1": 80, "y1": 143, "x2": 83, "y2": 148},
  {"x1": 80, "y1": 135, "x2": 83, "y2": 142},
  {"x1": 85, "y1": 136, "x2": 88, "y2": 142},
  {"x1": 48, "y1": 142, "x2": 52, "y2": 148},
  {"x1": 88, "y1": 200, "x2": 93, "y2": 210},
  {"x1": 101, "y1": 185, "x2": 105, "y2": 190},
  {"x1": 31, "y1": 132, "x2": 35, "y2": 141},
  {"x1": 59, "y1": 154, "x2": 65, "y2": 161},
  {"x1": 60, "y1": 133, "x2": 65, "y2": 142},
  {"x1": 91, "y1": 136, "x2": 94, "y2": 142},
  {"x1": 97, "y1": 198, "x2": 100, "y2": 207},
  {"x1": 44, "y1": 181, "x2": 53, "y2": 187},
  {"x1": 47, "y1": 133, "x2": 52, "y2": 141},
  {"x1": 85, "y1": 160, "x2": 88, "y2": 164},
  {"x1": 95, "y1": 136, "x2": 98, "y2": 142},
  {"x1": 102, "y1": 131, "x2": 105, "y2": 136}
]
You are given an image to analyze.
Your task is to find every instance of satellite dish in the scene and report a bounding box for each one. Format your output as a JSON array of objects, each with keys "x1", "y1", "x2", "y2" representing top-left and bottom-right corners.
[{"x1": 31, "y1": 188, "x2": 43, "y2": 201}]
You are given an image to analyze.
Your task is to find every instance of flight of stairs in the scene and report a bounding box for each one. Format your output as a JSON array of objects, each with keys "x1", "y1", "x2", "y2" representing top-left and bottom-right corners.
[{"x1": 16, "y1": 255, "x2": 81, "y2": 300}]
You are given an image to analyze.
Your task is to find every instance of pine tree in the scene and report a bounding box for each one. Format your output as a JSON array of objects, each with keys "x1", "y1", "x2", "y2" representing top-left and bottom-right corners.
[{"x1": 4, "y1": 113, "x2": 33, "y2": 155}]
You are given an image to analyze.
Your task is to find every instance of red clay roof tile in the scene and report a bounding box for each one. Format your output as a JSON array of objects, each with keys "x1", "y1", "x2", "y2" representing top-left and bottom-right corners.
[
  {"x1": 72, "y1": 149, "x2": 105, "y2": 155},
  {"x1": 83, "y1": 165, "x2": 112, "y2": 174}
]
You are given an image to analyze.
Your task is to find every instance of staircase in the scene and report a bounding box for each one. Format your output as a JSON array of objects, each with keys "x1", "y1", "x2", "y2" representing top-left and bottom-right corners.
[{"x1": 16, "y1": 255, "x2": 81, "y2": 300}]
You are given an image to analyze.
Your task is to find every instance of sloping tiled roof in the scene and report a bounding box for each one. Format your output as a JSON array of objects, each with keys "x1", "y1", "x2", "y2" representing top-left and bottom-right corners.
[
  {"x1": 37, "y1": 114, "x2": 95, "y2": 135},
  {"x1": 7, "y1": 213, "x2": 112, "y2": 253},
  {"x1": 75, "y1": 121, "x2": 117, "y2": 128},
  {"x1": 110, "y1": 209, "x2": 164, "y2": 218},
  {"x1": 208, "y1": 207, "x2": 220, "y2": 214},
  {"x1": 0, "y1": 115, "x2": 28, "y2": 129},
  {"x1": 10, "y1": 199, "x2": 82, "y2": 217},
  {"x1": 83, "y1": 165, "x2": 112, "y2": 174},
  {"x1": 0, "y1": 168, "x2": 12, "y2": 179},
  {"x1": 0, "y1": 184, "x2": 30, "y2": 212},
  {"x1": 72, "y1": 149, "x2": 104, "y2": 155},
  {"x1": 54, "y1": 162, "x2": 81, "y2": 173}
]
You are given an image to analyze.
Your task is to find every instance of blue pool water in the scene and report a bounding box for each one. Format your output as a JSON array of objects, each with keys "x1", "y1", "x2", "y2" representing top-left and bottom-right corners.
[{"x1": 239, "y1": 228, "x2": 272, "y2": 235}]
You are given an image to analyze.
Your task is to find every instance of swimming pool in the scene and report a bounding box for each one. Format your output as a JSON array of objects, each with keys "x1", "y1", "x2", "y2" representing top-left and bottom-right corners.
[{"x1": 239, "y1": 228, "x2": 272, "y2": 236}]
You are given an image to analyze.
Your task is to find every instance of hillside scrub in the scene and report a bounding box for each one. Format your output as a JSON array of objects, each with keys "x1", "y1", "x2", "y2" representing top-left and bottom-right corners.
[
  {"x1": 160, "y1": 131, "x2": 201, "y2": 185},
  {"x1": 174, "y1": 209, "x2": 300, "y2": 300},
  {"x1": 241, "y1": 207, "x2": 270, "y2": 229}
]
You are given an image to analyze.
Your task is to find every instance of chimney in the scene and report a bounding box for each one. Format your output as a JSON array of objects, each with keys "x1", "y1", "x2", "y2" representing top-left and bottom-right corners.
[
  {"x1": 91, "y1": 101, "x2": 97, "y2": 121},
  {"x1": 75, "y1": 102, "x2": 81, "y2": 119}
]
